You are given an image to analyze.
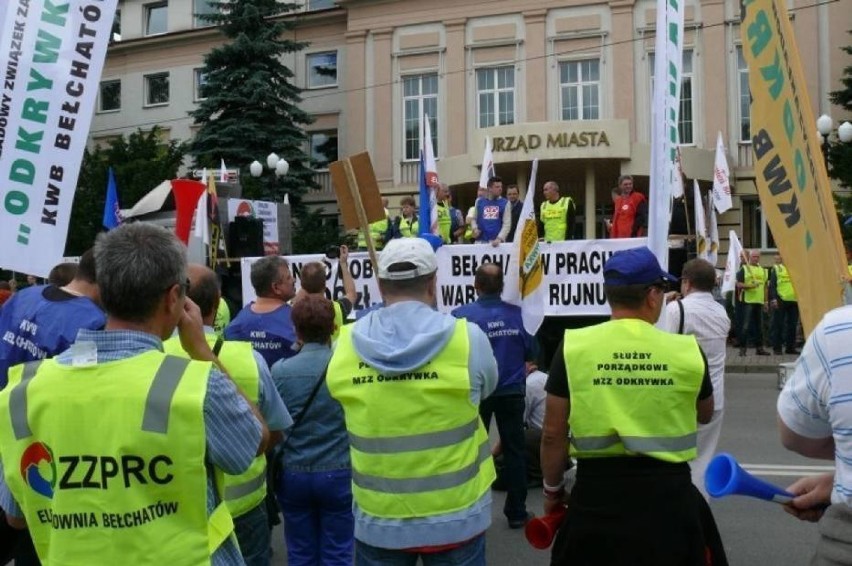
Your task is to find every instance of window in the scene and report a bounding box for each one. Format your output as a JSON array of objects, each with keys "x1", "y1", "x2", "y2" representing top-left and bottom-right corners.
[
  {"x1": 742, "y1": 198, "x2": 776, "y2": 250},
  {"x1": 309, "y1": 130, "x2": 338, "y2": 170},
  {"x1": 737, "y1": 46, "x2": 751, "y2": 143},
  {"x1": 307, "y1": 52, "x2": 338, "y2": 88},
  {"x1": 98, "y1": 80, "x2": 121, "y2": 112},
  {"x1": 559, "y1": 59, "x2": 600, "y2": 120},
  {"x1": 308, "y1": 0, "x2": 335, "y2": 9},
  {"x1": 194, "y1": 69, "x2": 207, "y2": 101},
  {"x1": 145, "y1": 2, "x2": 167, "y2": 35},
  {"x1": 402, "y1": 74, "x2": 438, "y2": 161},
  {"x1": 194, "y1": 0, "x2": 217, "y2": 27},
  {"x1": 649, "y1": 50, "x2": 695, "y2": 144},
  {"x1": 476, "y1": 66, "x2": 515, "y2": 128},
  {"x1": 144, "y1": 73, "x2": 169, "y2": 106}
]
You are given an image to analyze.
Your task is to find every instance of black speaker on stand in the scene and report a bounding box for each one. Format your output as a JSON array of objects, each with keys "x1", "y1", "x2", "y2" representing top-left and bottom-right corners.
[{"x1": 228, "y1": 217, "x2": 264, "y2": 258}]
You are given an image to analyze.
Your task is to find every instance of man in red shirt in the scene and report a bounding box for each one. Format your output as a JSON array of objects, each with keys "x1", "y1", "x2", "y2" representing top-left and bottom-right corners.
[{"x1": 607, "y1": 175, "x2": 648, "y2": 238}]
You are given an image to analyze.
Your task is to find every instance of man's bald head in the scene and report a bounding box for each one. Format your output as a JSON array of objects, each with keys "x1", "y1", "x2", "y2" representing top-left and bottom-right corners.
[
  {"x1": 300, "y1": 262, "x2": 327, "y2": 294},
  {"x1": 187, "y1": 263, "x2": 220, "y2": 320}
]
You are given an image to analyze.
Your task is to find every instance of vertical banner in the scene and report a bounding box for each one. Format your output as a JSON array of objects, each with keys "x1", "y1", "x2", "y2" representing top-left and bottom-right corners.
[
  {"x1": 0, "y1": 0, "x2": 118, "y2": 275},
  {"x1": 421, "y1": 113, "x2": 439, "y2": 236},
  {"x1": 648, "y1": 0, "x2": 685, "y2": 270},
  {"x1": 721, "y1": 230, "x2": 744, "y2": 294},
  {"x1": 740, "y1": 0, "x2": 847, "y2": 334},
  {"x1": 507, "y1": 159, "x2": 544, "y2": 334},
  {"x1": 693, "y1": 180, "x2": 708, "y2": 260},
  {"x1": 712, "y1": 132, "x2": 733, "y2": 213}
]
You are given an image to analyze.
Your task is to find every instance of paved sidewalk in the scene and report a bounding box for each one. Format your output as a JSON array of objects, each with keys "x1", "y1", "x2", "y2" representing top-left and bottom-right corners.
[{"x1": 724, "y1": 346, "x2": 798, "y2": 373}]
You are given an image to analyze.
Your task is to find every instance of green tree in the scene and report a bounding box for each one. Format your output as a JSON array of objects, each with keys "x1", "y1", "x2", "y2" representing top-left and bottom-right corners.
[
  {"x1": 189, "y1": 0, "x2": 316, "y2": 206},
  {"x1": 828, "y1": 31, "x2": 852, "y2": 239},
  {"x1": 290, "y1": 208, "x2": 344, "y2": 255},
  {"x1": 67, "y1": 127, "x2": 187, "y2": 255}
]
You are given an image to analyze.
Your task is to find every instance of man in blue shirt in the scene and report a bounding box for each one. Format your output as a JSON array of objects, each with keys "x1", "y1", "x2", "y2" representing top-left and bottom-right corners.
[
  {"x1": 472, "y1": 176, "x2": 511, "y2": 247},
  {"x1": 0, "y1": 250, "x2": 105, "y2": 390},
  {"x1": 452, "y1": 262, "x2": 538, "y2": 529},
  {"x1": 226, "y1": 256, "x2": 298, "y2": 367}
]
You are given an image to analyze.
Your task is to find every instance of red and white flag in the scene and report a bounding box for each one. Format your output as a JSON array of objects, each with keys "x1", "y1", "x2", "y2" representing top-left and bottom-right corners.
[
  {"x1": 219, "y1": 159, "x2": 228, "y2": 183},
  {"x1": 712, "y1": 132, "x2": 733, "y2": 213}
]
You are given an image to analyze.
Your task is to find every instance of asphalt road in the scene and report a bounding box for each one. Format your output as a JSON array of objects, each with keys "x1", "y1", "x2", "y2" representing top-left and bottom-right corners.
[{"x1": 270, "y1": 371, "x2": 831, "y2": 565}]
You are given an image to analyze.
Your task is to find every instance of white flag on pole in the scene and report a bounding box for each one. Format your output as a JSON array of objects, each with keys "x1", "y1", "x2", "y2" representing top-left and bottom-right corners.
[
  {"x1": 193, "y1": 191, "x2": 209, "y2": 246},
  {"x1": 708, "y1": 199, "x2": 720, "y2": 266},
  {"x1": 507, "y1": 159, "x2": 545, "y2": 335},
  {"x1": 693, "y1": 180, "x2": 708, "y2": 260},
  {"x1": 672, "y1": 147, "x2": 685, "y2": 199},
  {"x1": 220, "y1": 159, "x2": 228, "y2": 183},
  {"x1": 712, "y1": 132, "x2": 733, "y2": 213},
  {"x1": 422, "y1": 114, "x2": 440, "y2": 236},
  {"x1": 721, "y1": 230, "x2": 744, "y2": 294},
  {"x1": 479, "y1": 136, "x2": 495, "y2": 190}
]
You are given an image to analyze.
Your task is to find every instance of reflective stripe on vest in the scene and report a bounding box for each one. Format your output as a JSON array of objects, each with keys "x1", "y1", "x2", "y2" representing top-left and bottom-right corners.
[
  {"x1": 773, "y1": 264, "x2": 796, "y2": 302},
  {"x1": 326, "y1": 320, "x2": 495, "y2": 518},
  {"x1": 564, "y1": 319, "x2": 704, "y2": 463},
  {"x1": 743, "y1": 264, "x2": 767, "y2": 304},
  {"x1": 540, "y1": 197, "x2": 572, "y2": 242},
  {"x1": 0, "y1": 352, "x2": 231, "y2": 563},
  {"x1": 163, "y1": 335, "x2": 266, "y2": 517}
]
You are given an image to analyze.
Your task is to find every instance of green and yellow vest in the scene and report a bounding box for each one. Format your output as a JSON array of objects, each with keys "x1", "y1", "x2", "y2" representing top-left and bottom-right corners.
[
  {"x1": 564, "y1": 319, "x2": 704, "y2": 463},
  {"x1": 773, "y1": 264, "x2": 797, "y2": 302},
  {"x1": 742, "y1": 264, "x2": 767, "y2": 304},
  {"x1": 327, "y1": 320, "x2": 495, "y2": 518},
  {"x1": 0, "y1": 352, "x2": 233, "y2": 564},
  {"x1": 540, "y1": 197, "x2": 573, "y2": 242}
]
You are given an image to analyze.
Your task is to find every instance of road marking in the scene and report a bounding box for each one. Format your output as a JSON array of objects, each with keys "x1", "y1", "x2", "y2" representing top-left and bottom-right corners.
[{"x1": 742, "y1": 463, "x2": 834, "y2": 477}]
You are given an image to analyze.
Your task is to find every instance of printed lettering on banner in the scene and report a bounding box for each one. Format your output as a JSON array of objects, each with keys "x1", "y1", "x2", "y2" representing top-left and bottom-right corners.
[{"x1": 0, "y1": 0, "x2": 119, "y2": 276}]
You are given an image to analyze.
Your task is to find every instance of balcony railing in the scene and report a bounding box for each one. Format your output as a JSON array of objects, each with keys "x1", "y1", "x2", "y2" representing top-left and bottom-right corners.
[
  {"x1": 737, "y1": 142, "x2": 754, "y2": 170},
  {"x1": 400, "y1": 161, "x2": 419, "y2": 185},
  {"x1": 304, "y1": 170, "x2": 335, "y2": 201}
]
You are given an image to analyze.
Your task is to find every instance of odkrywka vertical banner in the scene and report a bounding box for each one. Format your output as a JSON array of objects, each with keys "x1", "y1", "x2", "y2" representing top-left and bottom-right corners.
[
  {"x1": 647, "y1": 0, "x2": 685, "y2": 269},
  {"x1": 740, "y1": 0, "x2": 847, "y2": 334},
  {"x1": 0, "y1": 0, "x2": 117, "y2": 276}
]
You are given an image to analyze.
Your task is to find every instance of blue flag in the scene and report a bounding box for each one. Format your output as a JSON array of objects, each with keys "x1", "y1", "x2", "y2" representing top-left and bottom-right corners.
[{"x1": 102, "y1": 167, "x2": 122, "y2": 230}]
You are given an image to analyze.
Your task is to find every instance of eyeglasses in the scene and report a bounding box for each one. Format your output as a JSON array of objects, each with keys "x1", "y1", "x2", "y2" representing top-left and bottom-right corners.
[{"x1": 164, "y1": 278, "x2": 190, "y2": 295}]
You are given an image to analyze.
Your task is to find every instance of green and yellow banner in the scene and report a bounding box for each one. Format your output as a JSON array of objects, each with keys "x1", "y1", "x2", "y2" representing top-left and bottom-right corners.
[{"x1": 741, "y1": 0, "x2": 847, "y2": 334}]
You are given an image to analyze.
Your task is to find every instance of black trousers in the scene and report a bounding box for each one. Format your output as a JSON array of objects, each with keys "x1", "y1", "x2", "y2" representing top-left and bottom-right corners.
[
  {"x1": 739, "y1": 302, "x2": 764, "y2": 348},
  {"x1": 771, "y1": 300, "x2": 799, "y2": 351}
]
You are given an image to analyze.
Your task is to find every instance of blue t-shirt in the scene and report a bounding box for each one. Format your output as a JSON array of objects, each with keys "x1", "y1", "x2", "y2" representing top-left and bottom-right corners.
[
  {"x1": 0, "y1": 285, "x2": 106, "y2": 389},
  {"x1": 452, "y1": 295, "x2": 537, "y2": 393},
  {"x1": 476, "y1": 197, "x2": 508, "y2": 242},
  {"x1": 224, "y1": 303, "x2": 297, "y2": 368}
]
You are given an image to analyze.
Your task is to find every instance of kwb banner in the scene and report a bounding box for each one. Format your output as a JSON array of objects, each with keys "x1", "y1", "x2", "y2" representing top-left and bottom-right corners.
[
  {"x1": 241, "y1": 239, "x2": 644, "y2": 317},
  {"x1": 741, "y1": 0, "x2": 847, "y2": 334},
  {"x1": 0, "y1": 0, "x2": 118, "y2": 276}
]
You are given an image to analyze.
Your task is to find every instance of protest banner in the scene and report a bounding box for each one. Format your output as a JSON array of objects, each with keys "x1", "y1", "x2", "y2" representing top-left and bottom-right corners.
[
  {"x1": 240, "y1": 239, "x2": 644, "y2": 317},
  {"x1": 0, "y1": 0, "x2": 118, "y2": 276},
  {"x1": 228, "y1": 198, "x2": 280, "y2": 255},
  {"x1": 741, "y1": 0, "x2": 847, "y2": 333}
]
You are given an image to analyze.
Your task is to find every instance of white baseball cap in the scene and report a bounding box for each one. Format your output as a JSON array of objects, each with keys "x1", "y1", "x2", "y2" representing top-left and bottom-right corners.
[{"x1": 378, "y1": 238, "x2": 438, "y2": 280}]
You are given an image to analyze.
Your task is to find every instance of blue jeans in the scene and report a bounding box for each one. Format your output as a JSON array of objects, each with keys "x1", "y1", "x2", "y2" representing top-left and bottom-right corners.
[
  {"x1": 233, "y1": 502, "x2": 270, "y2": 566},
  {"x1": 355, "y1": 533, "x2": 486, "y2": 566},
  {"x1": 276, "y1": 468, "x2": 354, "y2": 566},
  {"x1": 480, "y1": 393, "x2": 528, "y2": 523}
]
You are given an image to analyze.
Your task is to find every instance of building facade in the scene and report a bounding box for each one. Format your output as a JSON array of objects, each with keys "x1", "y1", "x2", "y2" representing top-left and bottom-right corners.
[{"x1": 90, "y1": 0, "x2": 851, "y2": 258}]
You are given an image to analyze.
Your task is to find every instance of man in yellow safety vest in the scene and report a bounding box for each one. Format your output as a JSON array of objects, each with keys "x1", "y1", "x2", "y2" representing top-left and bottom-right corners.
[
  {"x1": 326, "y1": 237, "x2": 499, "y2": 562},
  {"x1": 0, "y1": 223, "x2": 270, "y2": 565},
  {"x1": 768, "y1": 254, "x2": 800, "y2": 355},
  {"x1": 538, "y1": 181, "x2": 576, "y2": 242}
]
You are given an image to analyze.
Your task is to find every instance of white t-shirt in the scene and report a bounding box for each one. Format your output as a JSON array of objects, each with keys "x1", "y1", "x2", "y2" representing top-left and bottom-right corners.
[
  {"x1": 778, "y1": 305, "x2": 852, "y2": 506},
  {"x1": 524, "y1": 370, "x2": 548, "y2": 430},
  {"x1": 664, "y1": 291, "x2": 730, "y2": 410}
]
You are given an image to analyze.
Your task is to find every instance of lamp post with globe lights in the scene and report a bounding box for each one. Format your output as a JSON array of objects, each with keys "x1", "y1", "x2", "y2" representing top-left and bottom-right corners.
[
  {"x1": 816, "y1": 114, "x2": 852, "y2": 165},
  {"x1": 249, "y1": 152, "x2": 290, "y2": 202}
]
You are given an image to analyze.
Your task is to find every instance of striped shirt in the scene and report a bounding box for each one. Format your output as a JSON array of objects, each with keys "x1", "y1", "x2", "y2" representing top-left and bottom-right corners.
[
  {"x1": 0, "y1": 329, "x2": 260, "y2": 565},
  {"x1": 778, "y1": 305, "x2": 852, "y2": 506}
]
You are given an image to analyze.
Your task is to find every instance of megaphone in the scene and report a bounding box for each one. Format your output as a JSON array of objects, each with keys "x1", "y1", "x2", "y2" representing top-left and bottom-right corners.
[
  {"x1": 525, "y1": 506, "x2": 566, "y2": 549},
  {"x1": 705, "y1": 453, "x2": 794, "y2": 504}
]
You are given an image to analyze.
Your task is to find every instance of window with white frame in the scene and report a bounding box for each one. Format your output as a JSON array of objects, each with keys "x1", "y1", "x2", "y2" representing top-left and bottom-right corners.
[
  {"x1": 144, "y1": 73, "x2": 169, "y2": 106},
  {"x1": 742, "y1": 197, "x2": 776, "y2": 250},
  {"x1": 194, "y1": 69, "x2": 207, "y2": 101},
  {"x1": 559, "y1": 59, "x2": 600, "y2": 120},
  {"x1": 649, "y1": 50, "x2": 695, "y2": 144},
  {"x1": 98, "y1": 80, "x2": 121, "y2": 112},
  {"x1": 309, "y1": 130, "x2": 338, "y2": 170},
  {"x1": 476, "y1": 66, "x2": 515, "y2": 128},
  {"x1": 145, "y1": 2, "x2": 167, "y2": 35},
  {"x1": 402, "y1": 74, "x2": 438, "y2": 161},
  {"x1": 193, "y1": 0, "x2": 216, "y2": 27},
  {"x1": 736, "y1": 45, "x2": 751, "y2": 143},
  {"x1": 307, "y1": 52, "x2": 338, "y2": 88}
]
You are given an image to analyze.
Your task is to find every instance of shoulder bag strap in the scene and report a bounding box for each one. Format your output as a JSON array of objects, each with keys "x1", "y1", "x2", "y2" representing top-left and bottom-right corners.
[
  {"x1": 677, "y1": 299, "x2": 685, "y2": 335},
  {"x1": 281, "y1": 364, "x2": 329, "y2": 448}
]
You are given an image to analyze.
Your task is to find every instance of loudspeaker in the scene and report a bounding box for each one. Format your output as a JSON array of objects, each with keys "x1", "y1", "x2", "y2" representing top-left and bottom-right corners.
[{"x1": 228, "y1": 217, "x2": 264, "y2": 258}]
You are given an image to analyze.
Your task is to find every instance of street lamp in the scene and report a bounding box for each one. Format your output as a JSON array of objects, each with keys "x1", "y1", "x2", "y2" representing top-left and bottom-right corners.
[
  {"x1": 249, "y1": 153, "x2": 289, "y2": 197},
  {"x1": 816, "y1": 114, "x2": 852, "y2": 164}
]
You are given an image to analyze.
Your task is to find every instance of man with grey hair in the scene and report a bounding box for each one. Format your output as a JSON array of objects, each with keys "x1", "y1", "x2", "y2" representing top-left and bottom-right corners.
[
  {"x1": 326, "y1": 238, "x2": 499, "y2": 562},
  {"x1": 226, "y1": 255, "x2": 297, "y2": 367},
  {"x1": 606, "y1": 175, "x2": 647, "y2": 238},
  {"x1": 0, "y1": 222, "x2": 269, "y2": 564}
]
